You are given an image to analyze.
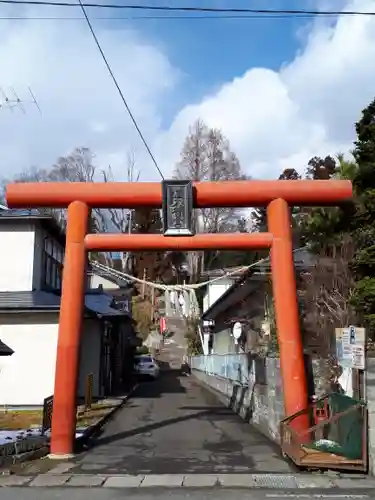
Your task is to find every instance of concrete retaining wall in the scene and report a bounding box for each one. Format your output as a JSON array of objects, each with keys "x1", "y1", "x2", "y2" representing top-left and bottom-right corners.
[
  {"x1": 366, "y1": 358, "x2": 375, "y2": 476},
  {"x1": 193, "y1": 355, "x2": 373, "y2": 461},
  {"x1": 192, "y1": 356, "x2": 284, "y2": 444},
  {"x1": 192, "y1": 355, "x2": 327, "y2": 443}
]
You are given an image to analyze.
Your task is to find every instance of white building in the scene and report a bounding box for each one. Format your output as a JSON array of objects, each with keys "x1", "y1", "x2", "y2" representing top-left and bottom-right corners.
[
  {"x1": 201, "y1": 267, "x2": 243, "y2": 354},
  {"x1": 201, "y1": 252, "x2": 314, "y2": 355},
  {"x1": 0, "y1": 208, "x2": 134, "y2": 407},
  {"x1": 200, "y1": 250, "x2": 354, "y2": 398}
]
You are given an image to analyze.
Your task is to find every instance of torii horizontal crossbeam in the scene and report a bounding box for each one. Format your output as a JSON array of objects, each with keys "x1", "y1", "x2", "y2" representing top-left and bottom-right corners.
[
  {"x1": 6, "y1": 180, "x2": 352, "y2": 209},
  {"x1": 84, "y1": 233, "x2": 273, "y2": 252}
]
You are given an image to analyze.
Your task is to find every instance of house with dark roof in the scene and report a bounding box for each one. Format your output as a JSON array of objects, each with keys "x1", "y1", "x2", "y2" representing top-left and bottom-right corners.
[
  {"x1": 200, "y1": 248, "x2": 316, "y2": 355},
  {"x1": 0, "y1": 208, "x2": 135, "y2": 406}
]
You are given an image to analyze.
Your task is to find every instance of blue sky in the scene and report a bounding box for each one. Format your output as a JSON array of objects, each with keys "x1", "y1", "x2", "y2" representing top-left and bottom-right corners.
[
  {"x1": 1, "y1": 0, "x2": 374, "y2": 181},
  {"x1": 133, "y1": 12, "x2": 303, "y2": 111},
  {"x1": 97, "y1": 0, "x2": 342, "y2": 127}
]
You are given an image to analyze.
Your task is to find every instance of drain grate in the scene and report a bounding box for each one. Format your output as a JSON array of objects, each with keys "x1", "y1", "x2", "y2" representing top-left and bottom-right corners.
[{"x1": 253, "y1": 474, "x2": 298, "y2": 489}]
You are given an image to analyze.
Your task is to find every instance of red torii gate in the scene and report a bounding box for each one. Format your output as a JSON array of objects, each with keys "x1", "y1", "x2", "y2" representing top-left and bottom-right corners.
[{"x1": 6, "y1": 179, "x2": 352, "y2": 458}]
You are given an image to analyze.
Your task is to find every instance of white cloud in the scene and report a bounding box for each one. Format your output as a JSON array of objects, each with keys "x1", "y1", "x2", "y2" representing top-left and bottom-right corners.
[
  {"x1": 0, "y1": 8, "x2": 179, "y2": 180},
  {"x1": 1, "y1": 1, "x2": 375, "y2": 184},
  {"x1": 156, "y1": 0, "x2": 375, "y2": 178}
]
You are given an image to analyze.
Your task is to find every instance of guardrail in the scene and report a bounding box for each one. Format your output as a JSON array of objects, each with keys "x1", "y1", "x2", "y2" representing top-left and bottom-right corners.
[{"x1": 190, "y1": 353, "x2": 250, "y2": 385}]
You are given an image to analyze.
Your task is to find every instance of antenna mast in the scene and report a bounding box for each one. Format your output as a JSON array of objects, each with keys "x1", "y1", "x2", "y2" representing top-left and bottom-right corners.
[{"x1": 0, "y1": 86, "x2": 41, "y2": 114}]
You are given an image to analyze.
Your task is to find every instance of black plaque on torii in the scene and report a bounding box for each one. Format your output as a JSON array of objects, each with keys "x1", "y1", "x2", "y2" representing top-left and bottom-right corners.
[{"x1": 162, "y1": 180, "x2": 194, "y2": 236}]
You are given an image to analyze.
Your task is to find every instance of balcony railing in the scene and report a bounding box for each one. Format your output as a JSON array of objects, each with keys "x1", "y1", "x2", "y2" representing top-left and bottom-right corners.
[{"x1": 190, "y1": 353, "x2": 250, "y2": 385}]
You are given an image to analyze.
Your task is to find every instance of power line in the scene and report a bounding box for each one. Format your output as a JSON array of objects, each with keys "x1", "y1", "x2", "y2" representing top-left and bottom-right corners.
[
  {"x1": 76, "y1": 0, "x2": 164, "y2": 179},
  {"x1": 0, "y1": 13, "x2": 366, "y2": 20},
  {"x1": 0, "y1": 0, "x2": 374, "y2": 17}
]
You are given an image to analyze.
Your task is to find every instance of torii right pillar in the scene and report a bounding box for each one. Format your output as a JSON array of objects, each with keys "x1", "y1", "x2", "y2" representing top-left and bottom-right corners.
[{"x1": 268, "y1": 198, "x2": 309, "y2": 434}]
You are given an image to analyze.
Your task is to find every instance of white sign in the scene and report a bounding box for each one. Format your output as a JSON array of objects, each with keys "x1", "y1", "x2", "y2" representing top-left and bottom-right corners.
[
  {"x1": 232, "y1": 322, "x2": 242, "y2": 344},
  {"x1": 352, "y1": 345, "x2": 365, "y2": 370},
  {"x1": 335, "y1": 326, "x2": 366, "y2": 370}
]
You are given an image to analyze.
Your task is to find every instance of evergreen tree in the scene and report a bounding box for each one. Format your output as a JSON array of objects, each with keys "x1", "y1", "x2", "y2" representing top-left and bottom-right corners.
[
  {"x1": 353, "y1": 98, "x2": 375, "y2": 191},
  {"x1": 305, "y1": 155, "x2": 337, "y2": 179},
  {"x1": 251, "y1": 168, "x2": 301, "y2": 232},
  {"x1": 350, "y1": 98, "x2": 375, "y2": 336},
  {"x1": 299, "y1": 155, "x2": 354, "y2": 252},
  {"x1": 297, "y1": 98, "x2": 375, "y2": 338}
]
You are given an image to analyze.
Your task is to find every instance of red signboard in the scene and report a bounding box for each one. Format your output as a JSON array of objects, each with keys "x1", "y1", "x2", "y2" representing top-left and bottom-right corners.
[{"x1": 160, "y1": 317, "x2": 166, "y2": 334}]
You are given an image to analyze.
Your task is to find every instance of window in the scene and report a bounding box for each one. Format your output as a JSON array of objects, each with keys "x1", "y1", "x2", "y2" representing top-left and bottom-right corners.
[{"x1": 42, "y1": 237, "x2": 64, "y2": 291}]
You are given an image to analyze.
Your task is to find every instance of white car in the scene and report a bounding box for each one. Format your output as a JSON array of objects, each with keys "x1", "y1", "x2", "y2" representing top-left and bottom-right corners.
[{"x1": 134, "y1": 355, "x2": 160, "y2": 379}]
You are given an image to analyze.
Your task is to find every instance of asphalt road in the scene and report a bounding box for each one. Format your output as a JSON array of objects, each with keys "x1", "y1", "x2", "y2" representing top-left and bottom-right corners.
[
  {"x1": 68, "y1": 370, "x2": 291, "y2": 475},
  {"x1": 0, "y1": 488, "x2": 372, "y2": 500}
]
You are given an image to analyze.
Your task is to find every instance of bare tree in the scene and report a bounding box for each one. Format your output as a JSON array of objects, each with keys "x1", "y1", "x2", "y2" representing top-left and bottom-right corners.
[
  {"x1": 1, "y1": 147, "x2": 140, "y2": 271},
  {"x1": 300, "y1": 236, "x2": 356, "y2": 354},
  {"x1": 100, "y1": 151, "x2": 140, "y2": 271},
  {"x1": 174, "y1": 120, "x2": 250, "y2": 280}
]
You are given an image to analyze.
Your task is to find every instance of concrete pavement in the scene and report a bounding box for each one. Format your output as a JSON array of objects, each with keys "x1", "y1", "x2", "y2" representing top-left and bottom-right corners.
[
  {"x1": 67, "y1": 369, "x2": 292, "y2": 475},
  {"x1": 3, "y1": 368, "x2": 375, "y2": 492}
]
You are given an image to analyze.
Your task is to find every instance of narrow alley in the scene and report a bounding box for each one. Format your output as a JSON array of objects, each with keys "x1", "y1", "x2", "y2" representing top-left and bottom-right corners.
[{"x1": 69, "y1": 370, "x2": 292, "y2": 476}]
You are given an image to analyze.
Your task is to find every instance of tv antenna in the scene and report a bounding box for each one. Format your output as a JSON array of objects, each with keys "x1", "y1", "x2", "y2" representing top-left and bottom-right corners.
[{"x1": 0, "y1": 87, "x2": 41, "y2": 115}]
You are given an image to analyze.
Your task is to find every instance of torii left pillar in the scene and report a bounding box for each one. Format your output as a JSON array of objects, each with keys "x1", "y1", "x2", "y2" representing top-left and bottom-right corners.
[{"x1": 49, "y1": 201, "x2": 89, "y2": 458}]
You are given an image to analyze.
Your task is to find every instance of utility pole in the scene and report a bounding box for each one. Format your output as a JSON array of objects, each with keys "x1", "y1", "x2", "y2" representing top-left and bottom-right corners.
[{"x1": 0, "y1": 87, "x2": 41, "y2": 114}]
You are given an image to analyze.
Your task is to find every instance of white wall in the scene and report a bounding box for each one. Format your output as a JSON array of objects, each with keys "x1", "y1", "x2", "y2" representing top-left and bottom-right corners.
[
  {"x1": 0, "y1": 313, "x2": 103, "y2": 406},
  {"x1": 0, "y1": 221, "x2": 66, "y2": 292},
  {"x1": 90, "y1": 273, "x2": 119, "y2": 290},
  {"x1": 0, "y1": 224, "x2": 35, "y2": 291},
  {"x1": 203, "y1": 277, "x2": 235, "y2": 313},
  {"x1": 0, "y1": 313, "x2": 59, "y2": 406}
]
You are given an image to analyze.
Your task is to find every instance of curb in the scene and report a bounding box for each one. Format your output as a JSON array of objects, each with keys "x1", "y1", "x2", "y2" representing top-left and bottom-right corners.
[
  {"x1": 1, "y1": 473, "x2": 375, "y2": 489},
  {"x1": 1, "y1": 384, "x2": 139, "y2": 473},
  {"x1": 77, "y1": 383, "x2": 139, "y2": 446},
  {"x1": 0, "y1": 445, "x2": 50, "y2": 473}
]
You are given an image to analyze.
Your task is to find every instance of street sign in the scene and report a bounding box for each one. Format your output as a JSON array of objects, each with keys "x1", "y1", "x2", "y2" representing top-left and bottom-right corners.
[
  {"x1": 162, "y1": 180, "x2": 194, "y2": 236},
  {"x1": 335, "y1": 326, "x2": 366, "y2": 370}
]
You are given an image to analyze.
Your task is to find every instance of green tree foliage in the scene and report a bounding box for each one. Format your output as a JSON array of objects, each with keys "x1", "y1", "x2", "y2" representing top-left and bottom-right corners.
[
  {"x1": 305, "y1": 155, "x2": 337, "y2": 179},
  {"x1": 349, "y1": 98, "x2": 375, "y2": 335},
  {"x1": 251, "y1": 168, "x2": 302, "y2": 258},
  {"x1": 298, "y1": 154, "x2": 356, "y2": 252},
  {"x1": 251, "y1": 167, "x2": 301, "y2": 233},
  {"x1": 299, "y1": 97, "x2": 375, "y2": 339},
  {"x1": 353, "y1": 98, "x2": 375, "y2": 192}
]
